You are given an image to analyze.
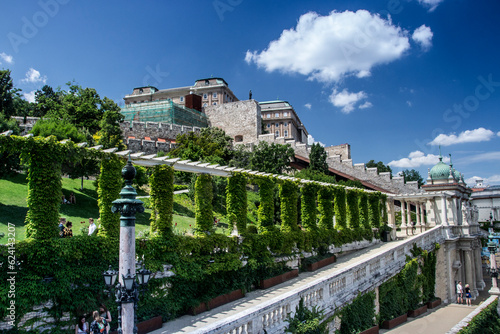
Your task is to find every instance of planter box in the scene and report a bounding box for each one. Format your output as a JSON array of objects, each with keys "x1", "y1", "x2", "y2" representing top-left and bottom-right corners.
[
  {"x1": 426, "y1": 298, "x2": 442, "y2": 309},
  {"x1": 306, "y1": 255, "x2": 337, "y2": 271},
  {"x1": 359, "y1": 325, "x2": 379, "y2": 334},
  {"x1": 381, "y1": 314, "x2": 407, "y2": 329},
  {"x1": 110, "y1": 315, "x2": 162, "y2": 334},
  {"x1": 189, "y1": 289, "x2": 245, "y2": 315},
  {"x1": 259, "y1": 269, "x2": 299, "y2": 289},
  {"x1": 408, "y1": 304, "x2": 428, "y2": 317}
]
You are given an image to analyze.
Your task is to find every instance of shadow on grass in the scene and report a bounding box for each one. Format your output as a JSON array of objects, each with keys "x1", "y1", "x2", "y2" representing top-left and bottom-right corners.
[
  {"x1": 0, "y1": 203, "x2": 28, "y2": 226},
  {"x1": 173, "y1": 202, "x2": 195, "y2": 218},
  {"x1": 1, "y1": 173, "x2": 28, "y2": 185}
]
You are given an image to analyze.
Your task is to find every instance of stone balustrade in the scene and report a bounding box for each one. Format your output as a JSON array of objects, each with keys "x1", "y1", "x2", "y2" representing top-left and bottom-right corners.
[{"x1": 188, "y1": 226, "x2": 445, "y2": 334}]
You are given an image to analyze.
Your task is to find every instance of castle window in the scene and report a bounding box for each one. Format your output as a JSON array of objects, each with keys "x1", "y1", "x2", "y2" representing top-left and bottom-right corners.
[
  {"x1": 266, "y1": 114, "x2": 271, "y2": 118},
  {"x1": 284, "y1": 112, "x2": 288, "y2": 117},
  {"x1": 203, "y1": 93, "x2": 208, "y2": 99},
  {"x1": 275, "y1": 131, "x2": 280, "y2": 136},
  {"x1": 203, "y1": 103, "x2": 208, "y2": 107},
  {"x1": 139, "y1": 88, "x2": 143, "y2": 93},
  {"x1": 235, "y1": 135, "x2": 243, "y2": 142},
  {"x1": 275, "y1": 123, "x2": 279, "y2": 128},
  {"x1": 213, "y1": 92, "x2": 217, "y2": 98},
  {"x1": 284, "y1": 130, "x2": 288, "y2": 137},
  {"x1": 180, "y1": 96, "x2": 184, "y2": 102},
  {"x1": 267, "y1": 124, "x2": 271, "y2": 128},
  {"x1": 205, "y1": 80, "x2": 209, "y2": 85},
  {"x1": 275, "y1": 112, "x2": 279, "y2": 117},
  {"x1": 213, "y1": 102, "x2": 217, "y2": 105}
]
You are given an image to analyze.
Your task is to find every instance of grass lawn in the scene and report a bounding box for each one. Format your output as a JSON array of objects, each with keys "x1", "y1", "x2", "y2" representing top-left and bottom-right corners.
[{"x1": 0, "y1": 173, "x2": 197, "y2": 244}]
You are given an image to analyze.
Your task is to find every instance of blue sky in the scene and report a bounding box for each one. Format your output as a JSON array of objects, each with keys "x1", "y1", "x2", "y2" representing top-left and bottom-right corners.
[{"x1": 1, "y1": 0, "x2": 499, "y2": 185}]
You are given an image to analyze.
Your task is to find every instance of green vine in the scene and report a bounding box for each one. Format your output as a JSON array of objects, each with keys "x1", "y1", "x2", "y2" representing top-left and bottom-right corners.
[
  {"x1": 255, "y1": 176, "x2": 275, "y2": 232},
  {"x1": 317, "y1": 186, "x2": 334, "y2": 230},
  {"x1": 226, "y1": 172, "x2": 248, "y2": 233},
  {"x1": 346, "y1": 189, "x2": 360, "y2": 231},
  {"x1": 368, "y1": 193, "x2": 381, "y2": 228},
  {"x1": 149, "y1": 164, "x2": 174, "y2": 236},
  {"x1": 358, "y1": 191, "x2": 370, "y2": 230},
  {"x1": 279, "y1": 179, "x2": 299, "y2": 233},
  {"x1": 338, "y1": 291, "x2": 376, "y2": 334},
  {"x1": 194, "y1": 173, "x2": 213, "y2": 234},
  {"x1": 97, "y1": 154, "x2": 123, "y2": 238},
  {"x1": 300, "y1": 183, "x2": 318, "y2": 231},
  {"x1": 333, "y1": 186, "x2": 346, "y2": 230}
]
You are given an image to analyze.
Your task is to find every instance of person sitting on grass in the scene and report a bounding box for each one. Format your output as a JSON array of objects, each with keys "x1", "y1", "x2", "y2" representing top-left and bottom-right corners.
[
  {"x1": 63, "y1": 221, "x2": 73, "y2": 238},
  {"x1": 69, "y1": 192, "x2": 76, "y2": 204}
]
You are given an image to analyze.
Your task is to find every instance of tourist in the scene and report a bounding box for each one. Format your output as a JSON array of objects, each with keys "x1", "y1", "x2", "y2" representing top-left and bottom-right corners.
[
  {"x1": 465, "y1": 283, "x2": 472, "y2": 306},
  {"x1": 69, "y1": 192, "x2": 76, "y2": 204},
  {"x1": 59, "y1": 218, "x2": 66, "y2": 238},
  {"x1": 62, "y1": 195, "x2": 70, "y2": 204},
  {"x1": 75, "y1": 315, "x2": 89, "y2": 334},
  {"x1": 99, "y1": 305, "x2": 112, "y2": 333},
  {"x1": 63, "y1": 222, "x2": 73, "y2": 238},
  {"x1": 456, "y1": 281, "x2": 463, "y2": 304},
  {"x1": 90, "y1": 310, "x2": 107, "y2": 334},
  {"x1": 88, "y1": 218, "x2": 97, "y2": 236}
]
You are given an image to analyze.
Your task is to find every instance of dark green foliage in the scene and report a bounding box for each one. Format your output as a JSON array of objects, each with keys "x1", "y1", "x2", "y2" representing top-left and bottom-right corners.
[
  {"x1": 256, "y1": 176, "x2": 275, "y2": 231},
  {"x1": 150, "y1": 165, "x2": 174, "y2": 236},
  {"x1": 95, "y1": 97, "x2": 125, "y2": 150},
  {"x1": 421, "y1": 249, "x2": 437, "y2": 302},
  {"x1": 317, "y1": 187, "x2": 334, "y2": 230},
  {"x1": 194, "y1": 173, "x2": 213, "y2": 234},
  {"x1": 368, "y1": 193, "x2": 382, "y2": 228},
  {"x1": 170, "y1": 127, "x2": 233, "y2": 165},
  {"x1": 226, "y1": 173, "x2": 247, "y2": 233},
  {"x1": 0, "y1": 69, "x2": 15, "y2": 118},
  {"x1": 401, "y1": 169, "x2": 424, "y2": 187},
  {"x1": 250, "y1": 141, "x2": 294, "y2": 174},
  {"x1": 294, "y1": 168, "x2": 336, "y2": 184},
  {"x1": 366, "y1": 160, "x2": 392, "y2": 175},
  {"x1": 358, "y1": 191, "x2": 370, "y2": 230},
  {"x1": 97, "y1": 155, "x2": 123, "y2": 238},
  {"x1": 338, "y1": 291, "x2": 376, "y2": 334},
  {"x1": 346, "y1": 189, "x2": 360, "y2": 231},
  {"x1": 301, "y1": 183, "x2": 318, "y2": 231},
  {"x1": 0, "y1": 113, "x2": 21, "y2": 176},
  {"x1": 458, "y1": 299, "x2": 500, "y2": 334},
  {"x1": 309, "y1": 143, "x2": 328, "y2": 174},
  {"x1": 333, "y1": 186, "x2": 347, "y2": 230},
  {"x1": 30, "y1": 118, "x2": 87, "y2": 143},
  {"x1": 285, "y1": 298, "x2": 328, "y2": 334},
  {"x1": 279, "y1": 180, "x2": 299, "y2": 232}
]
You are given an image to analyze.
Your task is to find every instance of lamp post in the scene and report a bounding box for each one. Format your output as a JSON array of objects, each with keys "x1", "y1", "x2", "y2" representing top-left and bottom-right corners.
[
  {"x1": 106, "y1": 156, "x2": 145, "y2": 334},
  {"x1": 487, "y1": 236, "x2": 500, "y2": 316}
]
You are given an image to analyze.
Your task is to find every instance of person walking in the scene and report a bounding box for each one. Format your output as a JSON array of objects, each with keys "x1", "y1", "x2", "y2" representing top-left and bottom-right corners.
[
  {"x1": 90, "y1": 310, "x2": 107, "y2": 334},
  {"x1": 456, "y1": 281, "x2": 463, "y2": 304},
  {"x1": 88, "y1": 218, "x2": 97, "y2": 236},
  {"x1": 99, "y1": 305, "x2": 112, "y2": 334},
  {"x1": 464, "y1": 283, "x2": 472, "y2": 306}
]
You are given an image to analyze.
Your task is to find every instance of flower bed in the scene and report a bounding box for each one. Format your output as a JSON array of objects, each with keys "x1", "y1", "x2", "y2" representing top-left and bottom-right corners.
[
  {"x1": 306, "y1": 255, "x2": 337, "y2": 271},
  {"x1": 381, "y1": 314, "x2": 407, "y2": 329},
  {"x1": 408, "y1": 304, "x2": 428, "y2": 317},
  {"x1": 259, "y1": 269, "x2": 299, "y2": 289},
  {"x1": 189, "y1": 289, "x2": 245, "y2": 315},
  {"x1": 427, "y1": 298, "x2": 441, "y2": 309}
]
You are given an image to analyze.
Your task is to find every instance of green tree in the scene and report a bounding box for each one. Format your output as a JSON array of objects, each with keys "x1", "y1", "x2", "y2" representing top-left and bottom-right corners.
[
  {"x1": 170, "y1": 127, "x2": 233, "y2": 165},
  {"x1": 294, "y1": 168, "x2": 336, "y2": 184},
  {"x1": 0, "y1": 69, "x2": 15, "y2": 118},
  {"x1": 401, "y1": 169, "x2": 424, "y2": 187},
  {"x1": 285, "y1": 299, "x2": 328, "y2": 334},
  {"x1": 0, "y1": 113, "x2": 21, "y2": 176},
  {"x1": 30, "y1": 118, "x2": 86, "y2": 143},
  {"x1": 366, "y1": 160, "x2": 392, "y2": 175},
  {"x1": 94, "y1": 97, "x2": 125, "y2": 149},
  {"x1": 250, "y1": 141, "x2": 294, "y2": 174},
  {"x1": 309, "y1": 143, "x2": 328, "y2": 174},
  {"x1": 34, "y1": 85, "x2": 63, "y2": 118}
]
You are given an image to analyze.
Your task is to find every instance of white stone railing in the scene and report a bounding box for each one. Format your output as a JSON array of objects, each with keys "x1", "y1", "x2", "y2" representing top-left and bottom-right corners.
[{"x1": 189, "y1": 226, "x2": 446, "y2": 334}]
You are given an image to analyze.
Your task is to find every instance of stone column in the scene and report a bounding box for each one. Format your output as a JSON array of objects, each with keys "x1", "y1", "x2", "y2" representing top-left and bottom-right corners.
[
  {"x1": 387, "y1": 200, "x2": 397, "y2": 240},
  {"x1": 406, "y1": 201, "x2": 412, "y2": 235},
  {"x1": 427, "y1": 199, "x2": 436, "y2": 228},
  {"x1": 464, "y1": 249, "x2": 476, "y2": 296},
  {"x1": 442, "y1": 196, "x2": 449, "y2": 226},
  {"x1": 475, "y1": 246, "x2": 485, "y2": 290},
  {"x1": 400, "y1": 199, "x2": 407, "y2": 237}
]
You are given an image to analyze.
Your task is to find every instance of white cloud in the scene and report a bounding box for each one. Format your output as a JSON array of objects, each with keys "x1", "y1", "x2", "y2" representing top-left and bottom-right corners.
[
  {"x1": 497, "y1": 132, "x2": 500, "y2": 137},
  {"x1": 0, "y1": 52, "x2": 13, "y2": 64},
  {"x1": 465, "y1": 175, "x2": 500, "y2": 186},
  {"x1": 358, "y1": 101, "x2": 373, "y2": 109},
  {"x1": 307, "y1": 134, "x2": 324, "y2": 147},
  {"x1": 406, "y1": 101, "x2": 412, "y2": 107},
  {"x1": 388, "y1": 150, "x2": 449, "y2": 168},
  {"x1": 329, "y1": 89, "x2": 368, "y2": 113},
  {"x1": 429, "y1": 128, "x2": 496, "y2": 146},
  {"x1": 304, "y1": 103, "x2": 312, "y2": 110},
  {"x1": 458, "y1": 151, "x2": 500, "y2": 164},
  {"x1": 21, "y1": 68, "x2": 47, "y2": 84},
  {"x1": 245, "y1": 10, "x2": 410, "y2": 83},
  {"x1": 417, "y1": 0, "x2": 444, "y2": 12},
  {"x1": 412, "y1": 25, "x2": 433, "y2": 50},
  {"x1": 23, "y1": 90, "x2": 36, "y2": 103}
]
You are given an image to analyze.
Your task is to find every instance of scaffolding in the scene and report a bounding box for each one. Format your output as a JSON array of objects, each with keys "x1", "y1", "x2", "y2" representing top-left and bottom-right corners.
[{"x1": 120, "y1": 100, "x2": 209, "y2": 128}]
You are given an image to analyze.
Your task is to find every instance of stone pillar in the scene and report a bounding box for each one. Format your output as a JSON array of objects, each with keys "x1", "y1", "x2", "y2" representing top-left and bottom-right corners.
[
  {"x1": 416, "y1": 202, "x2": 421, "y2": 227},
  {"x1": 120, "y1": 226, "x2": 136, "y2": 334},
  {"x1": 375, "y1": 286, "x2": 380, "y2": 315},
  {"x1": 442, "y1": 196, "x2": 449, "y2": 226},
  {"x1": 426, "y1": 199, "x2": 436, "y2": 228},
  {"x1": 406, "y1": 201, "x2": 412, "y2": 235},
  {"x1": 400, "y1": 200, "x2": 407, "y2": 237},
  {"x1": 465, "y1": 249, "x2": 478, "y2": 297},
  {"x1": 475, "y1": 246, "x2": 485, "y2": 290},
  {"x1": 387, "y1": 200, "x2": 397, "y2": 240}
]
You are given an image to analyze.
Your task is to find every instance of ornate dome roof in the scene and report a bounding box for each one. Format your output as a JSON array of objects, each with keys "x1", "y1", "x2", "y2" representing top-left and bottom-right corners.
[{"x1": 429, "y1": 156, "x2": 451, "y2": 180}]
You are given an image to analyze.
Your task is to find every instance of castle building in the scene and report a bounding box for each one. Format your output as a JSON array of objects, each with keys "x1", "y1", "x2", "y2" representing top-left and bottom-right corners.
[
  {"x1": 259, "y1": 100, "x2": 308, "y2": 144},
  {"x1": 123, "y1": 77, "x2": 239, "y2": 109},
  {"x1": 470, "y1": 180, "x2": 500, "y2": 223}
]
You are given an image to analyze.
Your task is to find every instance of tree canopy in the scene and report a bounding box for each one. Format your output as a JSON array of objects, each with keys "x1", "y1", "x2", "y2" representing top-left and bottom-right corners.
[
  {"x1": 309, "y1": 143, "x2": 328, "y2": 174},
  {"x1": 366, "y1": 160, "x2": 392, "y2": 175},
  {"x1": 401, "y1": 169, "x2": 424, "y2": 187},
  {"x1": 249, "y1": 141, "x2": 295, "y2": 174}
]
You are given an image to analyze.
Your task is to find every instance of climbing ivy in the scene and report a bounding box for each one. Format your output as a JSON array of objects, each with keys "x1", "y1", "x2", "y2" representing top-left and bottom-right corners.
[
  {"x1": 346, "y1": 189, "x2": 360, "y2": 231},
  {"x1": 97, "y1": 154, "x2": 123, "y2": 238},
  {"x1": 300, "y1": 183, "x2": 318, "y2": 231},
  {"x1": 279, "y1": 179, "x2": 299, "y2": 232},
  {"x1": 149, "y1": 164, "x2": 174, "y2": 236},
  {"x1": 226, "y1": 172, "x2": 248, "y2": 233},
  {"x1": 195, "y1": 173, "x2": 213, "y2": 234},
  {"x1": 255, "y1": 176, "x2": 275, "y2": 231},
  {"x1": 317, "y1": 186, "x2": 334, "y2": 230},
  {"x1": 368, "y1": 193, "x2": 381, "y2": 228},
  {"x1": 358, "y1": 191, "x2": 370, "y2": 230},
  {"x1": 338, "y1": 291, "x2": 376, "y2": 334},
  {"x1": 333, "y1": 186, "x2": 346, "y2": 230}
]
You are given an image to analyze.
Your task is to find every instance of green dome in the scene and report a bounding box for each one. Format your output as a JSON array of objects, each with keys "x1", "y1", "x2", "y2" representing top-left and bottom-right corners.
[
  {"x1": 430, "y1": 157, "x2": 451, "y2": 180},
  {"x1": 452, "y1": 168, "x2": 461, "y2": 181}
]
